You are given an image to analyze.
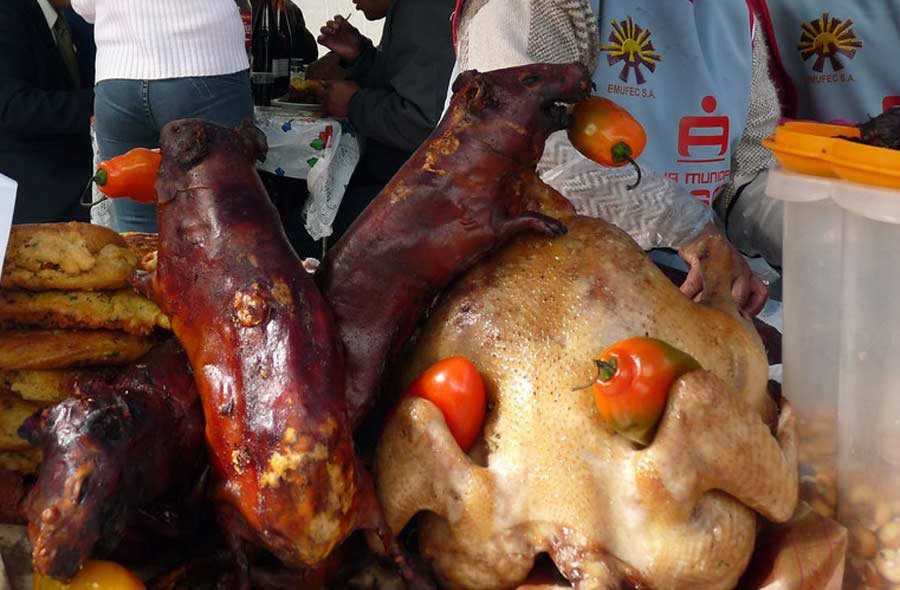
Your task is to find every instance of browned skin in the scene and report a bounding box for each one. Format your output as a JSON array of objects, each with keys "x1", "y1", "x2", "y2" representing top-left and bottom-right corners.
[
  {"x1": 319, "y1": 63, "x2": 592, "y2": 426},
  {"x1": 375, "y1": 216, "x2": 797, "y2": 590},
  {"x1": 20, "y1": 340, "x2": 204, "y2": 580},
  {"x1": 142, "y1": 120, "x2": 426, "y2": 589}
]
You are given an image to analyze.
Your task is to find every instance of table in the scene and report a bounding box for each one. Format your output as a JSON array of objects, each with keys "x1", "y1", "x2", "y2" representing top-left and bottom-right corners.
[
  {"x1": 254, "y1": 106, "x2": 361, "y2": 240},
  {"x1": 90, "y1": 107, "x2": 361, "y2": 241}
]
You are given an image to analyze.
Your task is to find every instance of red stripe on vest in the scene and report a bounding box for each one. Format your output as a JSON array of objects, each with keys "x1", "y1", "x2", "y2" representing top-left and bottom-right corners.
[{"x1": 452, "y1": 0, "x2": 464, "y2": 54}]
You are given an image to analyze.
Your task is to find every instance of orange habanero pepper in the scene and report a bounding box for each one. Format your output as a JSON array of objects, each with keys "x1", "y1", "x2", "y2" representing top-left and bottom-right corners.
[
  {"x1": 93, "y1": 148, "x2": 162, "y2": 204},
  {"x1": 583, "y1": 337, "x2": 700, "y2": 446},
  {"x1": 568, "y1": 96, "x2": 646, "y2": 189},
  {"x1": 33, "y1": 560, "x2": 145, "y2": 590}
]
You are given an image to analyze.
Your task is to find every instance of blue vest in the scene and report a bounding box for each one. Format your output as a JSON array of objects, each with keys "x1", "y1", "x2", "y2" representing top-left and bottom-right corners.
[
  {"x1": 761, "y1": 0, "x2": 899, "y2": 121},
  {"x1": 588, "y1": 0, "x2": 754, "y2": 206}
]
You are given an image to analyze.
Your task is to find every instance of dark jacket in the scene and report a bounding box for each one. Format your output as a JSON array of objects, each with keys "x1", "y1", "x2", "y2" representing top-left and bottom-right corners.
[
  {"x1": 344, "y1": 0, "x2": 455, "y2": 180},
  {"x1": 0, "y1": 0, "x2": 94, "y2": 223}
]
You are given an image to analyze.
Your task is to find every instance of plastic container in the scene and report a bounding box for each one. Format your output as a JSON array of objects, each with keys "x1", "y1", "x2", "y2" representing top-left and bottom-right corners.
[
  {"x1": 762, "y1": 122, "x2": 860, "y2": 177},
  {"x1": 767, "y1": 141, "x2": 900, "y2": 587},
  {"x1": 766, "y1": 171, "x2": 844, "y2": 417},
  {"x1": 765, "y1": 169, "x2": 843, "y2": 517},
  {"x1": 829, "y1": 139, "x2": 900, "y2": 189},
  {"x1": 833, "y1": 180, "x2": 900, "y2": 590}
]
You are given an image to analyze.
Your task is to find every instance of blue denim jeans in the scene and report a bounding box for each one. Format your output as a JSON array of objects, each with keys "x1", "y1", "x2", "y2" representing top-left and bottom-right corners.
[{"x1": 94, "y1": 70, "x2": 253, "y2": 232}]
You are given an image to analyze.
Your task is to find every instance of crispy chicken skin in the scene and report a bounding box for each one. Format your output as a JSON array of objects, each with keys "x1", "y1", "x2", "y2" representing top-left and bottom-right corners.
[{"x1": 377, "y1": 216, "x2": 797, "y2": 590}]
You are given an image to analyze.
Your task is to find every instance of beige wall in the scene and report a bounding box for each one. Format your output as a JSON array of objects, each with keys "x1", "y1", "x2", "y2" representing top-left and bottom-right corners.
[{"x1": 290, "y1": 0, "x2": 384, "y2": 55}]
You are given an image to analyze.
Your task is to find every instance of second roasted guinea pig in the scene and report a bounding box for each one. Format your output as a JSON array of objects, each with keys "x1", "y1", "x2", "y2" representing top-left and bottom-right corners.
[{"x1": 319, "y1": 63, "x2": 593, "y2": 427}]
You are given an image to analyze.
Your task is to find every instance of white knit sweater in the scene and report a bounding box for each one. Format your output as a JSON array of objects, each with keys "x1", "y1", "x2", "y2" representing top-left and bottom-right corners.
[{"x1": 71, "y1": 0, "x2": 249, "y2": 82}]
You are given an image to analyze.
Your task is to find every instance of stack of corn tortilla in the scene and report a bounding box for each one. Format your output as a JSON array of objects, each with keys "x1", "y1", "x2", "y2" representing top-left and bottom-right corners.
[{"x1": 0, "y1": 223, "x2": 168, "y2": 522}]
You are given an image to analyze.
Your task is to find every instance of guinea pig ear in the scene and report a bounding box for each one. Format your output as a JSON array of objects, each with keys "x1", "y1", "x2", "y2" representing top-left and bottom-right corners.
[
  {"x1": 463, "y1": 78, "x2": 496, "y2": 111},
  {"x1": 236, "y1": 119, "x2": 268, "y2": 164},
  {"x1": 452, "y1": 69, "x2": 480, "y2": 93},
  {"x1": 161, "y1": 120, "x2": 211, "y2": 169}
]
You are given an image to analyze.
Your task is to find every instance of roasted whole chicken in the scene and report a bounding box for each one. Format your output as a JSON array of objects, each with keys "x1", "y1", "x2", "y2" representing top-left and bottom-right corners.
[
  {"x1": 319, "y1": 63, "x2": 591, "y2": 426},
  {"x1": 376, "y1": 208, "x2": 799, "y2": 589},
  {"x1": 20, "y1": 340, "x2": 204, "y2": 579}
]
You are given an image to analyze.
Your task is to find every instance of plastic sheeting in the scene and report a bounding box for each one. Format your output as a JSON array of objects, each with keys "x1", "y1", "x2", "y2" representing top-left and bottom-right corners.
[{"x1": 538, "y1": 132, "x2": 714, "y2": 250}]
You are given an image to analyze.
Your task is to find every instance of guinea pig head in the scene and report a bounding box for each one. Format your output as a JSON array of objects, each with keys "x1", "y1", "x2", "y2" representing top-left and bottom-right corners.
[
  {"x1": 156, "y1": 119, "x2": 267, "y2": 205},
  {"x1": 450, "y1": 63, "x2": 591, "y2": 165},
  {"x1": 22, "y1": 394, "x2": 130, "y2": 580}
]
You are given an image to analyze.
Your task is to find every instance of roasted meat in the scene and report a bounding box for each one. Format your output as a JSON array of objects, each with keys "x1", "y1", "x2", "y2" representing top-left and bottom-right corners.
[
  {"x1": 20, "y1": 340, "x2": 204, "y2": 579},
  {"x1": 142, "y1": 119, "x2": 424, "y2": 588},
  {"x1": 376, "y1": 214, "x2": 797, "y2": 590},
  {"x1": 319, "y1": 63, "x2": 592, "y2": 426}
]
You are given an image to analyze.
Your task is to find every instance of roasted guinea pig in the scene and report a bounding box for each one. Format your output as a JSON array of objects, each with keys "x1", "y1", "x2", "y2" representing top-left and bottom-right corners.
[
  {"x1": 20, "y1": 340, "x2": 204, "y2": 579},
  {"x1": 319, "y1": 63, "x2": 592, "y2": 426},
  {"x1": 141, "y1": 119, "x2": 425, "y2": 588},
  {"x1": 376, "y1": 206, "x2": 798, "y2": 590}
]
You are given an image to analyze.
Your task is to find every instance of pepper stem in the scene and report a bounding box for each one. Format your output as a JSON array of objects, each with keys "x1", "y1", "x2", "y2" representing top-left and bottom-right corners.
[
  {"x1": 93, "y1": 168, "x2": 108, "y2": 187},
  {"x1": 596, "y1": 359, "x2": 618, "y2": 382},
  {"x1": 610, "y1": 142, "x2": 642, "y2": 190},
  {"x1": 624, "y1": 156, "x2": 642, "y2": 191}
]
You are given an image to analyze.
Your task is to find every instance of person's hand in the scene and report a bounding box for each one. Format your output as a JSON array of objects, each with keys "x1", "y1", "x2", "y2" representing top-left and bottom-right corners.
[
  {"x1": 678, "y1": 222, "x2": 769, "y2": 316},
  {"x1": 321, "y1": 80, "x2": 361, "y2": 118},
  {"x1": 305, "y1": 53, "x2": 347, "y2": 82},
  {"x1": 317, "y1": 15, "x2": 364, "y2": 62}
]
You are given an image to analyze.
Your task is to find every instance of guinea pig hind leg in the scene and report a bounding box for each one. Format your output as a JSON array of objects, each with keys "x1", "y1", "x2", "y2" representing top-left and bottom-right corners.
[{"x1": 498, "y1": 212, "x2": 567, "y2": 242}]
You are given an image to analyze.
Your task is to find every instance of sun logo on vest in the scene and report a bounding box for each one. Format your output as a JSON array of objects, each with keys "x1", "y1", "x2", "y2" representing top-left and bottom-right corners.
[
  {"x1": 799, "y1": 13, "x2": 862, "y2": 73},
  {"x1": 600, "y1": 17, "x2": 662, "y2": 86}
]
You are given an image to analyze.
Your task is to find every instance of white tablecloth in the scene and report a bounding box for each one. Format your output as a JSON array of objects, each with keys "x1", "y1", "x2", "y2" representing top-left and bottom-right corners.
[
  {"x1": 254, "y1": 106, "x2": 361, "y2": 240},
  {"x1": 90, "y1": 107, "x2": 361, "y2": 241}
]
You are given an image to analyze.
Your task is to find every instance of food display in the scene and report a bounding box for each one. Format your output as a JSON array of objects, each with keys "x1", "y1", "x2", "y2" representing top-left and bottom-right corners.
[
  {"x1": 0, "y1": 63, "x2": 859, "y2": 590},
  {"x1": 319, "y1": 63, "x2": 590, "y2": 426},
  {"x1": 376, "y1": 215, "x2": 796, "y2": 590},
  {"x1": 0, "y1": 223, "x2": 168, "y2": 527},
  {"x1": 143, "y1": 117, "x2": 401, "y2": 585},
  {"x1": 21, "y1": 340, "x2": 202, "y2": 580}
]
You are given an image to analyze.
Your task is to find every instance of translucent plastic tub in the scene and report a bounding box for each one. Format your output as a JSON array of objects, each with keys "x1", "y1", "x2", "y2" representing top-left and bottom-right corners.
[
  {"x1": 832, "y1": 181, "x2": 900, "y2": 589},
  {"x1": 766, "y1": 168, "x2": 843, "y2": 518}
]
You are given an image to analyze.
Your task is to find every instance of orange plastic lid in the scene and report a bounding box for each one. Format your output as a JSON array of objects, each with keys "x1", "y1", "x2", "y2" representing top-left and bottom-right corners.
[
  {"x1": 783, "y1": 121, "x2": 861, "y2": 138},
  {"x1": 764, "y1": 122, "x2": 861, "y2": 177},
  {"x1": 828, "y1": 139, "x2": 900, "y2": 189}
]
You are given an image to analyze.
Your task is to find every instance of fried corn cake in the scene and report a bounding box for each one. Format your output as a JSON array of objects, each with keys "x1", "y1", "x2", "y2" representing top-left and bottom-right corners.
[
  {"x1": 0, "y1": 329, "x2": 155, "y2": 370},
  {"x1": 2, "y1": 223, "x2": 138, "y2": 291},
  {"x1": 0, "y1": 289, "x2": 170, "y2": 335}
]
